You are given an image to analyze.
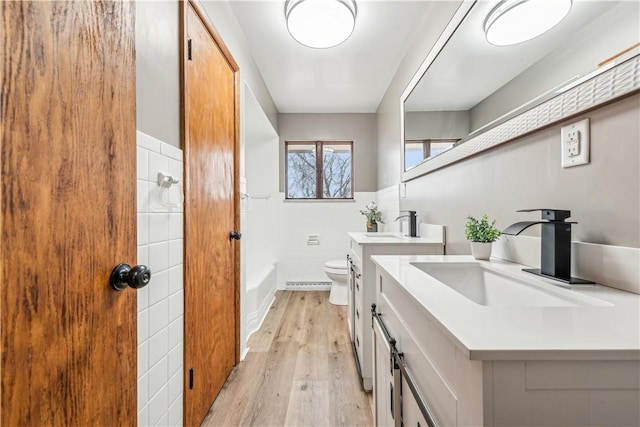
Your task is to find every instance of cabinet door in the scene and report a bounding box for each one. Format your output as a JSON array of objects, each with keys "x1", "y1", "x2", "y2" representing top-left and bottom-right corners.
[
  {"x1": 354, "y1": 264, "x2": 363, "y2": 306},
  {"x1": 373, "y1": 318, "x2": 395, "y2": 427},
  {"x1": 347, "y1": 256, "x2": 354, "y2": 341},
  {"x1": 353, "y1": 261, "x2": 364, "y2": 367},
  {"x1": 402, "y1": 383, "x2": 428, "y2": 427},
  {"x1": 354, "y1": 311, "x2": 364, "y2": 367}
]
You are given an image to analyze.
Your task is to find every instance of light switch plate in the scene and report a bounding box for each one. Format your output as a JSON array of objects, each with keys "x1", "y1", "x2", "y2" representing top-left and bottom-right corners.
[{"x1": 561, "y1": 118, "x2": 590, "y2": 168}]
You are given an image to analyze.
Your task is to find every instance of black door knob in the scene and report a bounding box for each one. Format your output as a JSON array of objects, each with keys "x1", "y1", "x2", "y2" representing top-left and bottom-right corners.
[
  {"x1": 110, "y1": 263, "x2": 152, "y2": 291},
  {"x1": 229, "y1": 231, "x2": 242, "y2": 240}
]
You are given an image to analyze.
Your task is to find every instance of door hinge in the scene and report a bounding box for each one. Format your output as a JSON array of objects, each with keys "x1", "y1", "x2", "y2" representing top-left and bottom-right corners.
[
  {"x1": 189, "y1": 368, "x2": 194, "y2": 389},
  {"x1": 187, "y1": 39, "x2": 193, "y2": 61}
]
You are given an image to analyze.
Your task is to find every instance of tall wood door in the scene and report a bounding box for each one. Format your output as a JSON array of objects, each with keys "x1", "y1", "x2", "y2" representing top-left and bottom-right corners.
[
  {"x1": 1, "y1": 1, "x2": 138, "y2": 425},
  {"x1": 183, "y1": 1, "x2": 240, "y2": 425}
]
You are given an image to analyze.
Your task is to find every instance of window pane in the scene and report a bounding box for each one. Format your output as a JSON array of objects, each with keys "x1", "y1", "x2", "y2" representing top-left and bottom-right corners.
[
  {"x1": 322, "y1": 144, "x2": 352, "y2": 198},
  {"x1": 287, "y1": 144, "x2": 316, "y2": 198},
  {"x1": 405, "y1": 142, "x2": 424, "y2": 169}
]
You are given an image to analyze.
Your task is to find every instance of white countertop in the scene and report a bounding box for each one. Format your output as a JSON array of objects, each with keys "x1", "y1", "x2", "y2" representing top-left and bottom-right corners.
[
  {"x1": 372, "y1": 255, "x2": 640, "y2": 361},
  {"x1": 348, "y1": 231, "x2": 443, "y2": 245}
]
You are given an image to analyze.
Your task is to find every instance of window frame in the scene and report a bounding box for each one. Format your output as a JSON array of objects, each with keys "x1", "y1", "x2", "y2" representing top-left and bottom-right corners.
[{"x1": 285, "y1": 140, "x2": 354, "y2": 200}]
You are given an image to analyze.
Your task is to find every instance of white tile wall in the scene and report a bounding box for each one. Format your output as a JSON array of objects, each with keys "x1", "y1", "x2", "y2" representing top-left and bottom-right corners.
[
  {"x1": 376, "y1": 185, "x2": 401, "y2": 233},
  {"x1": 242, "y1": 189, "x2": 406, "y2": 289},
  {"x1": 377, "y1": 185, "x2": 443, "y2": 237},
  {"x1": 137, "y1": 131, "x2": 184, "y2": 426},
  {"x1": 253, "y1": 192, "x2": 376, "y2": 286},
  {"x1": 263, "y1": 186, "x2": 435, "y2": 287}
]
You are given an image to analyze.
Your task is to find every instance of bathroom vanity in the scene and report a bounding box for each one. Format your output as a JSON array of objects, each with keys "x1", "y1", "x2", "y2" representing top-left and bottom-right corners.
[
  {"x1": 347, "y1": 227, "x2": 445, "y2": 391},
  {"x1": 371, "y1": 255, "x2": 640, "y2": 426}
]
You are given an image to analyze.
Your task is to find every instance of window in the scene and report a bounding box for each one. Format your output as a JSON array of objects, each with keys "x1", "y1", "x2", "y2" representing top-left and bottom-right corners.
[
  {"x1": 286, "y1": 141, "x2": 353, "y2": 199},
  {"x1": 404, "y1": 138, "x2": 460, "y2": 170}
]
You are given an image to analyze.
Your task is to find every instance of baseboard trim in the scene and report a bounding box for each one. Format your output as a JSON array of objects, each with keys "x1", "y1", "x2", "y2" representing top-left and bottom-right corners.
[{"x1": 285, "y1": 281, "x2": 331, "y2": 291}]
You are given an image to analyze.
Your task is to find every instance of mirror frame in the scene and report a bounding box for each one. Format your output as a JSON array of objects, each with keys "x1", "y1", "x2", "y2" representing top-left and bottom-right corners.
[{"x1": 400, "y1": 0, "x2": 640, "y2": 182}]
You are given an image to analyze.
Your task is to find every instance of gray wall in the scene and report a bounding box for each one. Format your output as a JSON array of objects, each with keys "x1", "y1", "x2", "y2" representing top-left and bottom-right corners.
[
  {"x1": 405, "y1": 111, "x2": 469, "y2": 140},
  {"x1": 376, "y1": 1, "x2": 463, "y2": 189},
  {"x1": 135, "y1": 1, "x2": 279, "y2": 149},
  {"x1": 278, "y1": 114, "x2": 378, "y2": 192},
  {"x1": 402, "y1": 94, "x2": 640, "y2": 253},
  {"x1": 136, "y1": 1, "x2": 181, "y2": 147}
]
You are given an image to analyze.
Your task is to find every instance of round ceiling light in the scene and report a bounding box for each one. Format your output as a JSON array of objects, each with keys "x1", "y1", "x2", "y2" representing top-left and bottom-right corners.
[
  {"x1": 484, "y1": 0, "x2": 572, "y2": 46},
  {"x1": 285, "y1": 0, "x2": 357, "y2": 49}
]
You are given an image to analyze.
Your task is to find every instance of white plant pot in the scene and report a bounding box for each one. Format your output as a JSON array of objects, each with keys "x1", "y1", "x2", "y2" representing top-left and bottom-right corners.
[{"x1": 471, "y1": 242, "x2": 492, "y2": 260}]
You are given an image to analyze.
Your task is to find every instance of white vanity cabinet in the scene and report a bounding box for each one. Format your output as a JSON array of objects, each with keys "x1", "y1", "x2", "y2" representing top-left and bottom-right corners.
[
  {"x1": 374, "y1": 268, "x2": 483, "y2": 426},
  {"x1": 372, "y1": 257, "x2": 640, "y2": 427},
  {"x1": 347, "y1": 228, "x2": 444, "y2": 391}
]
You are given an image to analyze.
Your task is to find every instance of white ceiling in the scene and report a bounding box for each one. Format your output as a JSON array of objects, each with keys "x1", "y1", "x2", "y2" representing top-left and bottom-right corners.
[
  {"x1": 227, "y1": 0, "x2": 637, "y2": 115},
  {"x1": 228, "y1": 0, "x2": 436, "y2": 113}
]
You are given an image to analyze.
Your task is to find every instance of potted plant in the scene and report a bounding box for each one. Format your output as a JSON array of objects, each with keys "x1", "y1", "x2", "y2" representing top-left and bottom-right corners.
[
  {"x1": 464, "y1": 214, "x2": 501, "y2": 260},
  {"x1": 360, "y1": 201, "x2": 384, "y2": 232}
]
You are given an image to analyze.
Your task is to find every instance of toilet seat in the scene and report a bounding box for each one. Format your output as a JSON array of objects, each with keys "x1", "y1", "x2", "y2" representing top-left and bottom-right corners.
[
  {"x1": 324, "y1": 260, "x2": 348, "y2": 270},
  {"x1": 324, "y1": 260, "x2": 348, "y2": 275}
]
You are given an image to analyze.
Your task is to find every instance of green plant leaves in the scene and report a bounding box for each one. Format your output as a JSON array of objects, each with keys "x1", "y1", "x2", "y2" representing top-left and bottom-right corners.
[
  {"x1": 465, "y1": 214, "x2": 501, "y2": 243},
  {"x1": 359, "y1": 201, "x2": 384, "y2": 224}
]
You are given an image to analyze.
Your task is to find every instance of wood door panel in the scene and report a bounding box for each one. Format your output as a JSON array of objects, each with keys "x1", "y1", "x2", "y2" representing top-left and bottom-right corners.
[
  {"x1": 183, "y1": 2, "x2": 239, "y2": 425},
  {"x1": 1, "y1": 1, "x2": 137, "y2": 425}
]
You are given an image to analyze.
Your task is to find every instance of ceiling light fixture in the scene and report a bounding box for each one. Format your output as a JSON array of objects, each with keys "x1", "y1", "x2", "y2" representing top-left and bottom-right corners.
[
  {"x1": 285, "y1": 0, "x2": 357, "y2": 49},
  {"x1": 484, "y1": 0, "x2": 572, "y2": 46}
]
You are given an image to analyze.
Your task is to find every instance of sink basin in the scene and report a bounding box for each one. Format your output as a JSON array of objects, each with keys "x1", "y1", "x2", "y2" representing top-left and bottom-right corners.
[
  {"x1": 362, "y1": 233, "x2": 405, "y2": 239},
  {"x1": 410, "y1": 262, "x2": 611, "y2": 307}
]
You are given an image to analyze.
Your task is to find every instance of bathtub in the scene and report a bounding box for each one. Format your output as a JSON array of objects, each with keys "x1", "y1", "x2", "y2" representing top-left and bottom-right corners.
[{"x1": 244, "y1": 263, "x2": 277, "y2": 347}]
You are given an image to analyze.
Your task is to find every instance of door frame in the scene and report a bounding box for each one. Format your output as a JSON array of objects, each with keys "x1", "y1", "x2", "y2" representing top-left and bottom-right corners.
[{"x1": 179, "y1": 0, "x2": 241, "y2": 415}]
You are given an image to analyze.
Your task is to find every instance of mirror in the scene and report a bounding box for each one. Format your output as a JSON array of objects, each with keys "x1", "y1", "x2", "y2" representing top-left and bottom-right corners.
[{"x1": 401, "y1": 0, "x2": 640, "y2": 178}]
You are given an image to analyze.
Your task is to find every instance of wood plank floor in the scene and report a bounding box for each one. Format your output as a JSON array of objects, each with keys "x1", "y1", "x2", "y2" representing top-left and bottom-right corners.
[{"x1": 201, "y1": 291, "x2": 373, "y2": 427}]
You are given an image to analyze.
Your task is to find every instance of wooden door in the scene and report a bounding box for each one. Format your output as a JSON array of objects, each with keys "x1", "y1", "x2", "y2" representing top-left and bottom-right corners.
[
  {"x1": 182, "y1": 1, "x2": 240, "y2": 425},
  {"x1": 1, "y1": 1, "x2": 137, "y2": 425}
]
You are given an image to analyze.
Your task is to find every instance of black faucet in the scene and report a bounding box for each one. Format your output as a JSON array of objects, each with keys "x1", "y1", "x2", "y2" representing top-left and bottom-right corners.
[
  {"x1": 395, "y1": 210, "x2": 418, "y2": 237},
  {"x1": 502, "y1": 209, "x2": 592, "y2": 284}
]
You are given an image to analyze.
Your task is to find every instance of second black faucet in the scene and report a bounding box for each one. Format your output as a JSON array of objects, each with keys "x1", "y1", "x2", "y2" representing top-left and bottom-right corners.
[{"x1": 395, "y1": 210, "x2": 418, "y2": 237}]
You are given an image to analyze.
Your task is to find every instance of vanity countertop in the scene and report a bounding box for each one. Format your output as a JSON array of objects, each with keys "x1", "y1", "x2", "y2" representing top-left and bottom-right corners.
[
  {"x1": 349, "y1": 230, "x2": 444, "y2": 245},
  {"x1": 372, "y1": 255, "x2": 640, "y2": 361}
]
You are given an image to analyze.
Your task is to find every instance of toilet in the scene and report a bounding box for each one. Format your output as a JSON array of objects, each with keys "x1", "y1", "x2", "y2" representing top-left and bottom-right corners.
[{"x1": 324, "y1": 260, "x2": 349, "y2": 306}]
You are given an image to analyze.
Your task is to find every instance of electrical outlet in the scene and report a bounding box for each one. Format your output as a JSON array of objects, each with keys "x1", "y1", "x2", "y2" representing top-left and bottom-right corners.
[
  {"x1": 566, "y1": 130, "x2": 580, "y2": 156},
  {"x1": 561, "y1": 118, "x2": 590, "y2": 168}
]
